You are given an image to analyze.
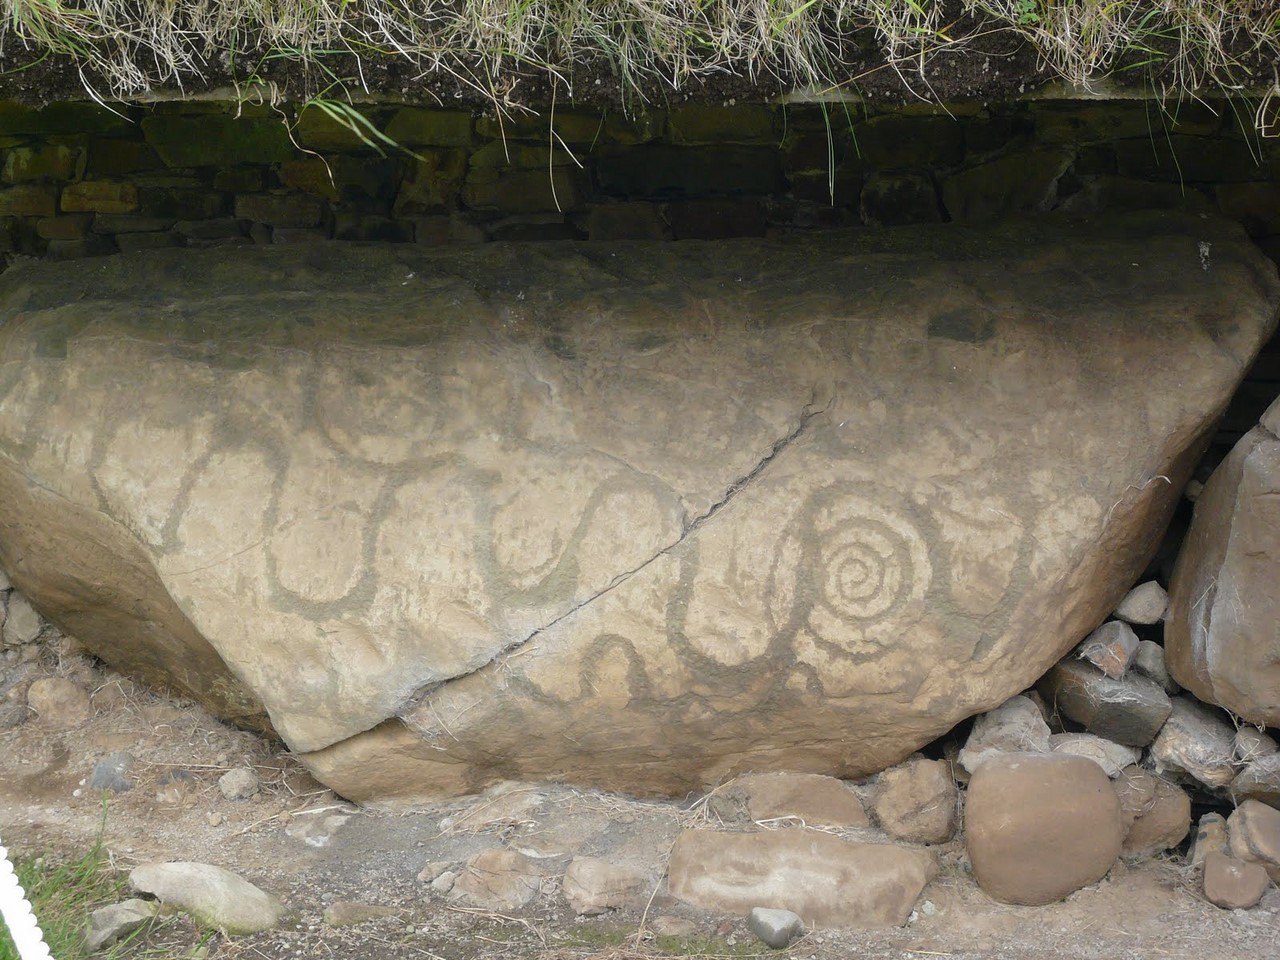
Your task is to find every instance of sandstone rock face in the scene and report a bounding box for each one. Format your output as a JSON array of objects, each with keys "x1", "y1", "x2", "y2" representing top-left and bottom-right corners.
[
  {"x1": 667, "y1": 829, "x2": 937, "y2": 927},
  {"x1": 0, "y1": 217, "x2": 1274, "y2": 802},
  {"x1": 965, "y1": 753, "x2": 1123, "y2": 905},
  {"x1": 1167, "y1": 395, "x2": 1280, "y2": 727}
]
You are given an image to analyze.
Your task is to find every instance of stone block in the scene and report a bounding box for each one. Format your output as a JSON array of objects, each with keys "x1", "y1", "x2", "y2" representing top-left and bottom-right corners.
[
  {"x1": 450, "y1": 850, "x2": 545, "y2": 910},
  {"x1": 137, "y1": 186, "x2": 227, "y2": 220},
  {"x1": 860, "y1": 172, "x2": 940, "y2": 226},
  {"x1": 1150, "y1": 697, "x2": 1237, "y2": 788},
  {"x1": 391, "y1": 151, "x2": 467, "y2": 216},
  {"x1": 86, "y1": 139, "x2": 164, "y2": 177},
  {"x1": 2, "y1": 144, "x2": 75, "y2": 183},
  {"x1": 333, "y1": 215, "x2": 414, "y2": 243},
  {"x1": 234, "y1": 193, "x2": 326, "y2": 228},
  {"x1": 1114, "y1": 581, "x2": 1168, "y2": 624},
  {"x1": 870, "y1": 757, "x2": 958, "y2": 843},
  {"x1": 596, "y1": 145, "x2": 784, "y2": 198},
  {"x1": 476, "y1": 111, "x2": 603, "y2": 144},
  {"x1": 0, "y1": 184, "x2": 57, "y2": 216},
  {"x1": 61, "y1": 181, "x2": 138, "y2": 214},
  {"x1": 1115, "y1": 136, "x2": 1264, "y2": 182},
  {"x1": 669, "y1": 105, "x2": 776, "y2": 144},
  {"x1": 587, "y1": 203, "x2": 668, "y2": 241},
  {"x1": 942, "y1": 150, "x2": 1072, "y2": 221},
  {"x1": 293, "y1": 105, "x2": 384, "y2": 151},
  {"x1": 857, "y1": 115, "x2": 964, "y2": 169},
  {"x1": 384, "y1": 109, "x2": 473, "y2": 148},
  {"x1": 463, "y1": 167, "x2": 585, "y2": 214},
  {"x1": 92, "y1": 214, "x2": 177, "y2": 234},
  {"x1": 667, "y1": 198, "x2": 766, "y2": 239},
  {"x1": 47, "y1": 236, "x2": 116, "y2": 258},
  {"x1": 1039, "y1": 659, "x2": 1171, "y2": 746},
  {"x1": 0, "y1": 100, "x2": 134, "y2": 137},
  {"x1": 958, "y1": 695, "x2": 1051, "y2": 773},
  {"x1": 1076, "y1": 620, "x2": 1140, "y2": 679},
  {"x1": 1132, "y1": 640, "x2": 1179, "y2": 694},
  {"x1": 35, "y1": 214, "x2": 92, "y2": 241},
  {"x1": 561, "y1": 857, "x2": 649, "y2": 916},
  {"x1": 213, "y1": 167, "x2": 266, "y2": 194},
  {"x1": 142, "y1": 115, "x2": 294, "y2": 167},
  {"x1": 114, "y1": 232, "x2": 181, "y2": 252}
]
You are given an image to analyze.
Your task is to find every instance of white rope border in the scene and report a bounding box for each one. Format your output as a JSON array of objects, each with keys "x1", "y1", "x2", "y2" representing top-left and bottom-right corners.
[{"x1": 0, "y1": 832, "x2": 53, "y2": 960}]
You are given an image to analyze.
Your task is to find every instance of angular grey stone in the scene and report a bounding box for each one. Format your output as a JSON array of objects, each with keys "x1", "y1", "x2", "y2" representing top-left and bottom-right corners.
[
  {"x1": 85, "y1": 898, "x2": 156, "y2": 951},
  {"x1": 129, "y1": 862, "x2": 287, "y2": 934},
  {"x1": 90, "y1": 751, "x2": 136, "y2": 792},
  {"x1": 1038, "y1": 660, "x2": 1172, "y2": 746},
  {"x1": 1076, "y1": 621, "x2": 1140, "y2": 679},
  {"x1": 1133, "y1": 641, "x2": 1179, "y2": 694},
  {"x1": 1232, "y1": 753, "x2": 1280, "y2": 809},
  {"x1": 1114, "y1": 581, "x2": 1168, "y2": 624},
  {"x1": 1150, "y1": 698, "x2": 1237, "y2": 789},
  {"x1": 958, "y1": 696, "x2": 1051, "y2": 773},
  {"x1": 3, "y1": 592, "x2": 41, "y2": 646},
  {"x1": 1049, "y1": 732, "x2": 1140, "y2": 778},
  {"x1": 217, "y1": 767, "x2": 260, "y2": 800},
  {"x1": 748, "y1": 907, "x2": 804, "y2": 949}
]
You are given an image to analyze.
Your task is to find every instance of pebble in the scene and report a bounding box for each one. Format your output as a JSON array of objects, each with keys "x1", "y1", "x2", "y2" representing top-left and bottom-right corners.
[
  {"x1": 1114, "y1": 581, "x2": 1168, "y2": 624},
  {"x1": 747, "y1": 907, "x2": 804, "y2": 949},
  {"x1": 218, "y1": 767, "x2": 261, "y2": 800},
  {"x1": 1076, "y1": 621, "x2": 1140, "y2": 679},
  {"x1": 430, "y1": 871, "x2": 458, "y2": 895},
  {"x1": 89, "y1": 751, "x2": 136, "y2": 793},
  {"x1": 207, "y1": 812, "x2": 224, "y2": 827},
  {"x1": 26, "y1": 676, "x2": 92, "y2": 728},
  {"x1": 3, "y1": 592, "x2": 43, "y2": 646}
]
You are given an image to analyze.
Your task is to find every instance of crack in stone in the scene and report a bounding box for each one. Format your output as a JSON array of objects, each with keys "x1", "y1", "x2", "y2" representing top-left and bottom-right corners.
[{"x1": 393, "y1": 394, "x2": 830, "y2": 723}]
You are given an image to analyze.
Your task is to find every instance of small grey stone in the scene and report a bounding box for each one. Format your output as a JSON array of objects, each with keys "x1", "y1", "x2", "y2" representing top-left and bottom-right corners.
[
  {"x1": 84, "y1": 898, "x2": 156, "y2": 951},
  {"x1": 3, "y1": 592, "x2": 42, "y2": 646},
  {"x1": 748, "y1": 907, "x2": 804, "y2": 949},
  {"x1": 430, "y1": 871, "x2": 457, "y2": 895},
  {"x1": 417, "y1": 861, "x2": 453, "y2": 883},
  {"x1": 1133, "y1": 641, "x2": 1180, "y2": 695},
  {"x1": 90, "y1": 751, "x2": 136, "y2": 792},
  {"x1": 1114, "y1": 581, "x2": 1168, "y2": 624},
  {"x1": 218, "y1": 767, "x2": 260, "y2": 800}
]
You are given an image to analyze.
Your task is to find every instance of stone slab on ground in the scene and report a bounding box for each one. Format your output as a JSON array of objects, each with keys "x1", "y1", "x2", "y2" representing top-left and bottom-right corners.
[
  {"x1": 85, "y1": 899, "x2": 157, "y2": 951},
  {"x1": 561, "y1": 857, "x2": 650, "y2": 916},
  {"x1": 129, "y1": 861, "x2": 287, "y2": 934},
  {"x1": 0, "y1": 213, "x2": 1275, "y2": 803},
  {"x1": 667, "y1": 828, "x2": 937, "y2": 927}
]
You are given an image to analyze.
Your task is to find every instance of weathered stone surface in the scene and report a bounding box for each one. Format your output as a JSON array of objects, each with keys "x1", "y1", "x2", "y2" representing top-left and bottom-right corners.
[
  {"x1": 1050, "y1": 732, "x2": 1140, "y2": 778},
  {"x1": 958, "y1": 695, "x2": 1051, "y2": 774},
  {"x1": 730, "y1": 772, "x2": 868, "y2": 828},
  {"x1": 1190, "y1": 813, "x2": 1229, "y2": 867},
  {"x1": 1167, "y1": 395, "x2": 1280, "y2": 727},
  {"x1": 218, "y1": 768, "x2": 260, "y2": 800},
  {"x1": 667, "y1": 829, "x2": 936, "y2": 928},
  {"x1": 26, "y1": 677, "x2": 91, "y2": 728},
  {"x1": 450, "y1": 850, "x2": 545, "y2": 910},
  {"x1": 1233, "y1": 754, "x2": 1280, "y2": 809},
  {"x1": 129, "y1": 862, "x2": 287, "y2": 934},
  {"x1": 965, "y1": 753, "x2": 1123, "y2": 905},
  {"x1": 1203, "y1": 851, "x2": 1269, "y2": 910},
  {"x1": 1114, "y1": 581, "x2": 1167, "y2": 624},
  {"x1": 85, "y1": 899, "x2": 157, "y2": 951},
  {"x1": 871, "y1": 758, "x2": 958, "y2": 843},
  {"x1": 1235, "y1": 728, "x2": 1279, "y2": 764},
  {"x1": 1039, "y1": 660, "x2": 1172, "y2": 747},
  {"x1": 1150, "y1": 698, "x2": 1237, "y2": 789},
  {"x1": 1227, "y1": 800, "x2": 1280, "y2": 880},
  {"x1": 3, "y1": 592, "x2": 41, "y2": 645},
  {"x1": 1075, "y1": 621, "x2": 1139, "y2": 679},
  {"x1": 0, "y1": 215, "x2": 1274, "y2": 802},
  {"x1": 141, "y1": 116, "x2": 293, "y2": 167},
  {"x1": 561, "y1": 857, "x2": 650, "y2": 915},
  {"x1": 1111, "y1": 767, "x2": 1190, "y2": 856}
]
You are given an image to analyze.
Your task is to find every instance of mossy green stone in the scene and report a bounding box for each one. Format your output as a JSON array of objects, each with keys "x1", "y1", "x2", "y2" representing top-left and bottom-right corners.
[
  {"x1": 61, "y1": 181, "x2": 139, "y2": 214},
  {"x1": 142, "y1": 116, "x2": 293, "y2": 167},
  {"x1": 0, "y1": 101, "x2": 133, "y2": 136},
  {"x1": 475, "y1": 111, "x2": 603, "y2": 144},
  {"x1": 294, "y1": 106, "x2": 382, "y2": 151},
  {"x1": 0, "y1": 184, "x2": 58, "y2": 216},
  {"x1": 384, "y1": 109, "x2": 473, "y2": 148},
  {"x1": 2, "y1": 145, "x2": 76, "y2": 183},
  {"x1": 669, "y1": 105, "x2": 775, "y2": 144}
]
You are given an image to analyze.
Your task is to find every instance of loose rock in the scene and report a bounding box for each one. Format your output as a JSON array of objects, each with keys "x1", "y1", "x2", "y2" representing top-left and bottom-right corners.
[
  {"x1": 1114, "y1": 581, "x2": 1168, "y2": 624},
  {"x1": 218, "y1": 768, "x2": 261, "y2": 800},
  {"x1": 871, "y1": 758, "x2": 958, "y2": 843},
  {"x1": 129, "y1": 862, "x2": 287, "y2": 934},
  {"x1": 89, "y1": 751, "x2": 136, "y2": 793},
  {"x1": 430, "y1": 871, "x2": 458, "y2": 895},
  {"x1": 730, "y1": 772, "x2": 868, "y2": 828},
  {"x1": 1111, "y1": 767, "x2": 1190, "y2": 856},
  {"x1": 450, "y1": 850, "x2": 545, "y2": 910},
  {"x1": 1232, "y1": 754, "x2": 1280, "y2": 808},
  {"x1": 1227, "y1": 799, "x2": 1280, "y2": 880},
  {"x1": 1235, "y1": 728, "x2": 1279, "y2": 764},
  {"x1": 1132, "y1": 641, "x2": 1179, "y2": 694},
  {"x1": 417, "y1": 861, "x2": 453, "y2": 883},
  {"x1": 26, "y1": 677, "x2": 92, "y2": 728},
  {"x1": 1150, "y1": 698, "x2": 1238, "y2": 788},
  {"x1": 84, "y1": 899, "x2": 157, "y2": 951},
  {"x1": 667, "y1": 829, "x2": 936, "y2": 928},
  {"x1": 1189, "y1": 813, "x2": 1230, "y2": 867},
  {"x1": 965, "y1": 753, "x2": 1122, "y2": 905},
  {"x1": 1050, "y1": 733, "x2": 1141, "y2": 778},
  {"x1": 3, "y1": 592, "x2": 42, "y2": 646},
  {"x1": 1039, "y1": 661, "x2": 1171, "y2": 746},
  {"x1": 1203, "y1": 851, "x2": 1269, "y2": 910},
  {"x1": 958, "y1": 695, "x2": 1051, "y2": 773},
  {"x1": 1076, "y1": 621, "x2": 1140, "y2": 679},
  {"x1": 562, "y1": 857, "x2": 650, "y2": 916},
  {"x1": 747, "y1": 907, "x2": 804, "y2": 949}
]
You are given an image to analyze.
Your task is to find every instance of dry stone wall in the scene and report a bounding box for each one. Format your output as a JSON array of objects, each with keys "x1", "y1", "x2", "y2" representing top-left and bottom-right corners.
[{"x1": 0, "y1": 98, "x2": 1279, "y2": 258}]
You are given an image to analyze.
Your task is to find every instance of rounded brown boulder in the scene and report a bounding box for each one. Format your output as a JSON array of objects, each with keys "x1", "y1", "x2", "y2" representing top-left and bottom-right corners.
[{"x1": 965, "y1": 752, "x2": 1123, "y2": 905}]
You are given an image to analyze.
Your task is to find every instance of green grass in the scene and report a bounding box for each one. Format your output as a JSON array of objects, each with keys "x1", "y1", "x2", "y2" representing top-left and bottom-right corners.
[{"x1": 0, "y1": 1, "x2": 1277, "y2": 119}]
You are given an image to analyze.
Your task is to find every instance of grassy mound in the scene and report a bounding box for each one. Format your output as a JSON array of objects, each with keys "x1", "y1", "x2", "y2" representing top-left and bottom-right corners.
[{"x1": 0, "y1": 1, "x2": 1277, "y2": 108}]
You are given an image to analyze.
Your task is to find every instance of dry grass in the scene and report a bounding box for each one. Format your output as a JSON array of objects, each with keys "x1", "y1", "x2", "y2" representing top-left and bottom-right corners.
[{"x1": 0, "y1": 1, "x2": 1277, "y2": 111}]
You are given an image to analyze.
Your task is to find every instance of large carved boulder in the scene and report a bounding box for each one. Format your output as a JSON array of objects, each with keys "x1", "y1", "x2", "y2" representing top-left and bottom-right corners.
[
  {"x1": 0, "y1": 214, "x2": 1273, "y2": 803},
  {"x1": 1166, "y1": 396, "x2": 1280, "y2": 727}
]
